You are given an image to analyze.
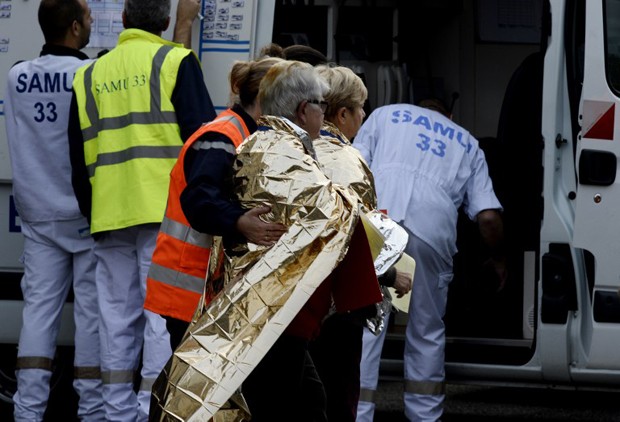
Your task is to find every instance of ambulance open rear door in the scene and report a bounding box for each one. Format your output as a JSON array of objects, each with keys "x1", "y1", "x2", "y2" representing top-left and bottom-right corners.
[{"x1": 570, "y1": 0, "x2": 620, "y2": 385}]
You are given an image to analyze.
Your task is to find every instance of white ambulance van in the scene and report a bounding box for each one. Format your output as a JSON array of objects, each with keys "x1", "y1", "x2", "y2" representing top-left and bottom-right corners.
[{"x1": 0, "y1": 0, "x2": 619, "y2": 403}]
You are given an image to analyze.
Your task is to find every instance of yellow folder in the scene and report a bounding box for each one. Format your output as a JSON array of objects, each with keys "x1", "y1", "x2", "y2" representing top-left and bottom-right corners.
[{"x1": 388, "y1": 252, "x2": 416, "y2": 313}]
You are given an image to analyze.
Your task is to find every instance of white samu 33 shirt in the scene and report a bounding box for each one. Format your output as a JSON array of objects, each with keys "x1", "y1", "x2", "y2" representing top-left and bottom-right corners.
[
  {"x1": 5, "y1": 51, "x2": 93, "y2": 223},
  {"x1": 353, "y1": 103, "x2": 502, "y2": 264}
]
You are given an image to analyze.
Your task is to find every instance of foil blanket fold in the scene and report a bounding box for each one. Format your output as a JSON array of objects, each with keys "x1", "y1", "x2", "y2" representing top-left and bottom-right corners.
[{"x1": 150, "y1": 117, "x2": 367, "y2": 421}]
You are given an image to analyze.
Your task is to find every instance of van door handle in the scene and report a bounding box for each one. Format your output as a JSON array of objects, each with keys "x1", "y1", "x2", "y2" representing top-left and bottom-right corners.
[{"x1": 578, "y1": 149, "x2": 616, "y2": 186}]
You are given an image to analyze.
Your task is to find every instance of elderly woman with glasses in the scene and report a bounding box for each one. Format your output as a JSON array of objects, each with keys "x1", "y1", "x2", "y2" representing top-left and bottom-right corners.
[{"x1": 151, "y1": 60, "x2": 383, "y2": 422}]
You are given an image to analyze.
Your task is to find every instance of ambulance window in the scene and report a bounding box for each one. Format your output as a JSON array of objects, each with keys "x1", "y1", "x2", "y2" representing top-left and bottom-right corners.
[{"x1": 605, "y1": 0, "x2": 620, "y2": 94}]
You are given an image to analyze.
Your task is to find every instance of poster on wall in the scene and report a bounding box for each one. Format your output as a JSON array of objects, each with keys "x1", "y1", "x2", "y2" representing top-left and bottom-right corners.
[
  {"x1": 88, "y1": 0, "x2": 125, "y2": 48},
  {"x1": 199, "y1": 0, "x2": 257, "y2": 111}
]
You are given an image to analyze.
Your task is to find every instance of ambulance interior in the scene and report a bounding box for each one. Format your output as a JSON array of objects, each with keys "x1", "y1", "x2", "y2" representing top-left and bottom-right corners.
[
  {"x1": 271, "y1": 0, "x2": 585, "y2": 373},
  {"x1": 0, "y1": 0, "x2": 598, "y2": 399}
]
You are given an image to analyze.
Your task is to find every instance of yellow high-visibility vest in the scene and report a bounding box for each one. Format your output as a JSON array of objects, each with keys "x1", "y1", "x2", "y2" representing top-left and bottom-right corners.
[{"x1": 73, "y1": 29, "x2": 193, "y2": 233}]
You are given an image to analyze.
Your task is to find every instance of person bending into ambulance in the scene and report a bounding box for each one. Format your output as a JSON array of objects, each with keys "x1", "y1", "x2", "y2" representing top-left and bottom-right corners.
[{"x1": 354, "y1": 99, "x2": 506, "y2": 422}]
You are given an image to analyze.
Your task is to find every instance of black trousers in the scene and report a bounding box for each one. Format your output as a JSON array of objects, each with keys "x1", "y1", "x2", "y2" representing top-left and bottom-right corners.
[
  {"x1": 243, "y1": 334, "x2": 328, "y2": 422},
  {"x1": 310, "y1": 313, "x2": 364, "y2": 422},
  {"x1": 164, "y1": 316, "x2": 190, "y2": 350}
]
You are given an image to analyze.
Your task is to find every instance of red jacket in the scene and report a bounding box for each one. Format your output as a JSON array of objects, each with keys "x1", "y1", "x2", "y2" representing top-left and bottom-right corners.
[{"x1": 285, "y1": 220, "x2": 383, "y2": 340}]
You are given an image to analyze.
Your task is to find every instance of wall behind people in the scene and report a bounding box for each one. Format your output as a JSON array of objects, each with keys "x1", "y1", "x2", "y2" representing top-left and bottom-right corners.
[{"x1": 0, "y1": 0, "x2": 277, "y2": 180}]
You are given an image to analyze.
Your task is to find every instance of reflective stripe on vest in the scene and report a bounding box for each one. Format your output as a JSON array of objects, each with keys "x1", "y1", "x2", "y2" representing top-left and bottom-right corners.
[
  {"x1": 81, "y1": 45, "x2": 175, "y2": 142},
  {"x1": 160, "y1": 215, "x2": 213, "y2": 249},
  {"x1": 81, "y1": 45, "x2": 178, "y2": 178},
  {"x1": 144, "y1": 109, "x2": 250, "y2": 322},
  {"x1": 148, "y1": 263, "x2": 205, "y2": 294},
  {"x1": 210, "y1": 114, "x2": 247, "y2": 141},
  {"x1": 147, "y1": 215, "x2": 213, "y2": 295},
  {"x1": 74, "y1": 32, "x2": 189, "y2": 234},
  {"x1": 195, "y1": 139, "x2": 236, "y2": 154},
  {"x1": 86, "y1": 145, "x2": 181, "y2": 177}
]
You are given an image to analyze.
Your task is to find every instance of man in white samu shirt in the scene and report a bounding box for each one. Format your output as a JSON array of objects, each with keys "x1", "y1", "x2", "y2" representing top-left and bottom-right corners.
[
  {"x1": 354, "y1": 100, "x2": 506, "y2": 422},
  {"x1": 4, "y1": 0, "x2": 103, "y2": 420}
]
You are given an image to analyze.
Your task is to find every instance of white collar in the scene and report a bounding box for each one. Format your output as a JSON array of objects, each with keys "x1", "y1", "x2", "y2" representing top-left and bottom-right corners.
[{"x1": 281, "y1": 117, "x2": 310, "y2": 139}]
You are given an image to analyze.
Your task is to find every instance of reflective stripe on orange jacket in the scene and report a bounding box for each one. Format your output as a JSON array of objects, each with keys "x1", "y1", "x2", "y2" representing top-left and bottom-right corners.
[{"x1": 145, "y1": 109, "x2": 250, "y2": 322}]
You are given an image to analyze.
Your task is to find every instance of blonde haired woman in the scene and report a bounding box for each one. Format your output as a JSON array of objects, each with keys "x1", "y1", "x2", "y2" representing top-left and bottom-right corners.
[{"x1": 310, "y1": 65, "x2": 412, "y2": 422}]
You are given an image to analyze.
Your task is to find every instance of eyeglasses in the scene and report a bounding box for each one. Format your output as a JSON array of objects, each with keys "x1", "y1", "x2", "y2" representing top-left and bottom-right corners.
[{"x1": 306, "y1": 99, "x2": 328, "y2": 114}]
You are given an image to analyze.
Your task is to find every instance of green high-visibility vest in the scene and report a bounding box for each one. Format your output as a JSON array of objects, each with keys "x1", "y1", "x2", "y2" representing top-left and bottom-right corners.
[{"x1": 73, "y1": 29, "x2": 192, "y2": 234}]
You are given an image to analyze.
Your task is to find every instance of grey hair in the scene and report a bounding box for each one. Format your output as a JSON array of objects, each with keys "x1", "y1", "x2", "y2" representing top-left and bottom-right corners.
[
  {"x1": 259, "y1": 61, "x2": 329, "y2": 120},
  {"x1": 124, "y1": 0, "x2": 170, "y2": 33},
  {"x1": 315, "y1": 65, "x2": 367, "y2": 119}
]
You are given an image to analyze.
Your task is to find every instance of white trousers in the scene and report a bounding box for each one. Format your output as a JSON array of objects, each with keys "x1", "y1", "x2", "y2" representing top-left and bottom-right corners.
[
  {"x1": 356, "y1": 232, "x2": 452, "y2": 422},
  {"x1": 403, "y1": 232, "x2": 452, "y2": 422},
  {"x1": 94, "y1": 225, "x2": 171, "y2": 422},
  {"x1": 14, "y1": 219, "x2": 104, "y2": 422},
  {"x1": 356, "y1": 314, "x2": 390, "y2": 422}
]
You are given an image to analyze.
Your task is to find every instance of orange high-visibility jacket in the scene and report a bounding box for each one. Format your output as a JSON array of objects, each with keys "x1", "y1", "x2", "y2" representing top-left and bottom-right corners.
[{"x1": 145, "y1": 109, "x2": 250, "y2": 322}]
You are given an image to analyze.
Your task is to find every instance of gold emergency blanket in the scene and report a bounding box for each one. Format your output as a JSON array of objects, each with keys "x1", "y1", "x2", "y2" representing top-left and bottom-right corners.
[
  {"x1": 314, "y1": 121, "x2": 377, "y2": 212},
  {"x1": 315, "y1": 122, "x2": 407, "y2": 276},
  {"x1": 150, "y1": 116, "x2": 364, "y2": 421},
  {"x1": 316, "y1": 122, "x2": 411, "y2": 336}
]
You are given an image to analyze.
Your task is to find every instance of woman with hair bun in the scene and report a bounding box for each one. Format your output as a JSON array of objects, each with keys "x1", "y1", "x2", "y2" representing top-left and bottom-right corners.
[{"x1": 145, "y1": 57, "x2": 287, "y2": 350}]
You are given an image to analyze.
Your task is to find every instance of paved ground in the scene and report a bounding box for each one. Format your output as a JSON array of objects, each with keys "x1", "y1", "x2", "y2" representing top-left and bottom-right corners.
[
  {"x1": 374, "y1": 380, "x2": 620, "y2": 421},
  {"x1": 2, "y1": 376, "x2": 620, "y2": 421}
]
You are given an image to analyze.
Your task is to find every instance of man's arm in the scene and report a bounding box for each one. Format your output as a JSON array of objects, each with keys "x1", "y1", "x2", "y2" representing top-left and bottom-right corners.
[
  {"x1": 181, "y1": 134, "x2": 245, "y2": 239},
  {"x1": 478, "y1": 209, "x2": 503, "y2": 249},
  {"x1": 171, "y1": 54, "x2": 216, "y2": 141},
  {"x1": 477, "y1": 209, "x2": 507, "y2": 290},
  {"x1": 180, "y1": 133, "x2": 287, "y2": 245},
  {"x1": 378, "y1": 267, "x2": 412, "y2": 298},
  {"x1": 173, "y1": 0, "x2": 200, "y2": 48},
  {"x1": 68, "y1": 91, "x2": 92, "y2": 221}
]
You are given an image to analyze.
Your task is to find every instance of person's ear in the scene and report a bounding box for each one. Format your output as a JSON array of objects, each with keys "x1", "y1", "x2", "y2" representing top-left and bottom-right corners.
[
  {"x1": 296, "y1": 100, "x2": 308, "y2": 125},
  {"x1": 337, "y1": 106, "x2": 348, "y2": 125},
  {"x1": 163, "y1": 16, "x2": 170, "y2": 32},
  {"x1": 71, "y1": 19, "x2": 81, "y2": 38}
]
